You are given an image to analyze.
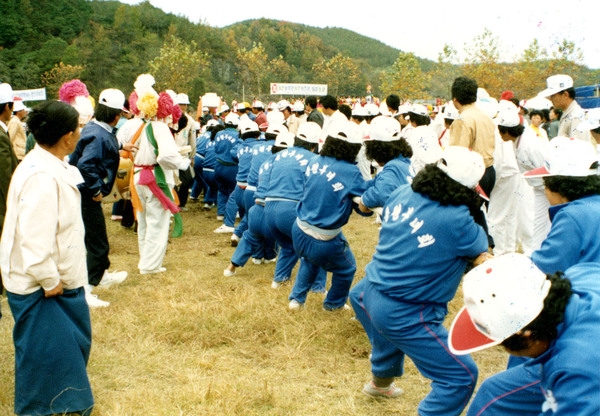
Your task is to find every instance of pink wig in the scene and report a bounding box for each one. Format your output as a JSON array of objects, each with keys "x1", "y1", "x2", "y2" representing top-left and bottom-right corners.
[
  {"x1": 129, "y1": 91, "x2": 140, "y2": 116},
  {"x1": 157, "y1": 91, "x2": 174, "y2": 120},
  {"x1": 59, "y1": 79, "x2": 89, "y2": 103}
]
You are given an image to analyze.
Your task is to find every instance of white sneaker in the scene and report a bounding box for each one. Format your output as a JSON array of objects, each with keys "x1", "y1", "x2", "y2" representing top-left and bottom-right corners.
[
  {"x1": 214, "y1": 224, "x2": 235, "y2": 233},
  {"x1": 140, "y1": 267, "x2": 167, "y2": 275},
  {"x1": 84, "y1": 285, "x2": 110, "y2": 308},
  {"x1": 271, "y1": 280, "x2": 288, "y2": 289},
  {"x1": 263, "y1": 257, "x2": 277, "y2": 264},
  {"x1": 251, "y1": 258, "x2": 263, "y2": 265},
  {"x1": 231, "y1": 234, "x2": 240, "y2": 247},
  {"x1": 288, "y1": 299, "x2": 304, "y2": 310},
  {"x1": 216, "y1": 215, "x2": 225, "y2": 221},
  {"x1": 98, "y1": 270, "x2": 128, "y2": 288},
  {"x1": 223, "y1": 268, "x2": 236, "y2": 277}
]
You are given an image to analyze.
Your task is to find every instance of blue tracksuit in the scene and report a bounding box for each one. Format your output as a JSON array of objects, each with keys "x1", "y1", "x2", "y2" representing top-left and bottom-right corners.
[
  {"x1": 191, "y1": 130, "x2": 210, "y2": 200},
  {"x1": 264, "y1": 147, "x2": 326, "y2": 288},
  {"x1": 214, "y1": 127, "x2": 240, "y2": 226},
  {"x1": 531, "y1": 195, "x2": 600, "y2": 275},
  {"x1": 289, "y1": 155, "x2": 369, "y2": 310},
  {"x1": 468, "y1": 262, "x2": 600, "y2": 416},
  {"x1": 232, "y1": 137, "x2": 262, "y2": 238},
  {"x1": 202, "y1": 136, "x2": 219, "y2": 208},
  {"x1": 350, "y1": 184, "x2": 487, "y2": 416},
  {"x1": 231, "y1": 155, "x2": 277, "y2": 267},
  {"x1": 361, "y1": 155, "x2": 412, "y2": 208}
]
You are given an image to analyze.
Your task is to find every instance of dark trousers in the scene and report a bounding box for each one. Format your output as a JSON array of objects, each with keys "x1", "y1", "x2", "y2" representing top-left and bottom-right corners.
[
  {"x1": 81, "y1": 191, "x2": 110, "y2": 286},
  {"x1": 472, "y1": 165, "x2": 496, "y2": 248}
]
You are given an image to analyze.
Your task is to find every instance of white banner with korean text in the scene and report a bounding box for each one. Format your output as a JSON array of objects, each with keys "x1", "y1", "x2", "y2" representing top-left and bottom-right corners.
[{"x1": 270, "y1": 83, "x2": 327, "y2": 96}]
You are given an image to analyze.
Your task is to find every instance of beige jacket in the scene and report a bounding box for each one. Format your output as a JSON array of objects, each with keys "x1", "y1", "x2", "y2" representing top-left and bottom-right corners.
[{"x1": 1, "y1": 146, "x2": 87, "y2": 294}]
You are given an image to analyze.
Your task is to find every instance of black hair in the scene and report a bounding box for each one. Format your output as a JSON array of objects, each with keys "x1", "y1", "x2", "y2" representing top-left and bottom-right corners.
[
  {"x1": 94, "y1": 103, "x2": 122, "y2": 124},
  {"x1": 305, "y1": 96, "x2": 318, "y2": 109},
  {"x1": 241, "y1": 130, "x2": 261, "y2": 140},
  {"x1": 209, "y1": 124, "x2": 225, "y2": 141},
  {"x1": 320, "y1": 95, "x2": 338, "y2": 111},
  {"x1": 409, "y1": 112, "x2": 431, "y2": 126},
  {"x1": 543, "y1": 169, "x2": 600, "y2": 201},
  {"x1": 541, "y1": 109, "x2": 550, "y2": 122},
  {"x1": 550, "y1": 107, "x2": 563, "y2": 120},
  {"x1": 529, "y1": 109, "x2": 543, "y2": 119},
  {"x1": 501, "y1": 272, "x2": 572, "y2": 351},
  {"x1": 0, "y1": 102, "x2": 14, "y2": 114},
  {"x1": 592, "y1": 126, "x2": 600, "y2": 135},
  {"x1": 352, "y1": 115, "x2": 365, "y2": 123},
  {"x1": 271, "y1": 145, "x2": 288, "y2": 154},
  {"x1": 411, "y1": 163, "x2": 482, "y2": 213},
  {"x1": 444, "y1": 118, "x2": 455, "y2": 127},
  {"x1": 386, "y1": 94, "x2": 400, "y2": 112},
  {"x1": 365, "y1": 138, "x2": 412, "y2": 165},
  {"x1": 294, "y1": 137, "x2": 318, "y2": 152},
  {"x1": 320, "y1": 136, "x2": 361, "y2": 163},
  {"x1": 170, "y1": 114, "x2": 188, "y2": 134},
  {"x1": 498, "y1": 124, "x2": 526, "y2": 137},
  {"x1": 27, "y1": 100, "x2": 79, "y2": 147},
  {"x1": 338, "y1": 104, "x2": 352, "y2": 120},
  {"x1": 264, "y1": 132, "x2": 278, "y2": 141},
  {"x1": 565, "y1": 87, "x2": 576, "y2": 100},
  {"x1": 451, "y1": 77, "x2": 478, "y2": 106}
]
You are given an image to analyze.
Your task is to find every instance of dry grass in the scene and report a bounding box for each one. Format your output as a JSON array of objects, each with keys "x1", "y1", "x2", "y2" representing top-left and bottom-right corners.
[{"x1": 0, "y1": 202, "x2": 506, "y2": 415}]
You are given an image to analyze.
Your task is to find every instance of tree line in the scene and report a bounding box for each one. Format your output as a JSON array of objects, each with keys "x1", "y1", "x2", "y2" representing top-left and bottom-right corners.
[{"x1": 0, "y1": 0, "x2": 598, "y2": 107}]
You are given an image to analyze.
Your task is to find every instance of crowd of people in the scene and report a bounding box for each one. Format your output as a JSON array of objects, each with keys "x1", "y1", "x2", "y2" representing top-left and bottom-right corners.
[{"x1": 1, "y1": 71, "x2": 599, "y2": 415}]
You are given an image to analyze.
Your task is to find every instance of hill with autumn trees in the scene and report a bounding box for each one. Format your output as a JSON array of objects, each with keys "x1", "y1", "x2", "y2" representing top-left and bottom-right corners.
[{"x1": 1, "y1": 0, "x2": 598, "y2": 106}]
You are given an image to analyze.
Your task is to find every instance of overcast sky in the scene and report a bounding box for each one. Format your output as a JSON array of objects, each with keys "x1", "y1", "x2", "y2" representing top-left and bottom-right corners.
[{"x1": 119, "y1": 0, "x2": 600, "y2": 70}]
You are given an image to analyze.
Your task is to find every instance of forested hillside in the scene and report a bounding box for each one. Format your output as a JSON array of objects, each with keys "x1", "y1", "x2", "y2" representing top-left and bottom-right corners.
[{"x1": 0, "y1": 0, "x2": 597, "y2": 106}]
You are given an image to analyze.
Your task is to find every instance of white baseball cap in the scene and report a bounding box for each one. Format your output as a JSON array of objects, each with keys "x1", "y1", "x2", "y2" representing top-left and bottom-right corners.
[
  {"x1": 252, "y1": 100, "x2": 264, "y2": 109},
  {"x1": 494, "y1": 100, "x2": 521, "y2": 127},
  {"x1": 206, "y1": 119, "x2": 219, "y2": 128},
  {"x1": 266, "y1": 123, "x2": 288, "y2": 135},
  {"x1": 274, "y1": 131, "x2": 296, "y2": 148},
  {"x1": 266, "y1": 109, "x2": 284, "y2": 126},
  {"x1": 268, "y1": 101, "x2": 277, "y2": 111},
  {"x1": 328, "y1": 120, "x2": 363, "y2": 144},
  {"x1": 443, "y1": 101, "x2": 459, "y2": 120},
  {"x1": 292, "y1": 101, "x2": 305, "y2": 112},
  {"x1": 0, "y1": 83, "x2": 14, "y2": 103},
  {"x1": 224, "y1": 112, "x2": 239, "y2": 125},
  {"x1": 409, "y1": 104, "x2": 429, "y2": 117},
  {"x1": 368, "y1": 115, "x2": 401, "y2": 142},
  {"x1": 437, "y1": 146, "x2": 485, "y2": 189},
  {"x1": 449, "y1": 253, "x2": 551, "y2": 355},
  {"x1": 577, "y1": 108, "x2": 600, "y2": 132},
  {"x1": 99, "y1": 88, "x2": 128, "y2": 112},
  {"x1": 240, "y1": 121, "x2": 259, "y2": 134},
  {"x1": 538, "y1": 74, "x2": 574, "y2": 97},
  {"x1": 277, "y1": 100, "x2": 291, "y2": 111},
  {"x1": 524, "y1": 136, "x2": 598, "y2": 178},
  {"x1": 379, "y1": 102, "x2": 392, "y2": 117},
  {"x1": 176, "y1": 93, "x2": 190, "y2": 105},
  {"x1": 218, "y1": 104, "x2": 230, "y2": 115},
  {"x1": 296, "y1": 121, "x2": 321, "y2": 144},
  {"x1": 364, "y1": 103, "x2": 380, "y2": 117},
  {"x1": 351, "y1": 104, "x2": 368, "y2": 117},
  {"x1": 12, "y1": 97, "x2": 25, "y2": 112}
]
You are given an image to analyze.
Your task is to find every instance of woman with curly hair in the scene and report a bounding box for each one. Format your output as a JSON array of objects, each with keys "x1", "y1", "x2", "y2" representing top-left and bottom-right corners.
[
  {"x1": 350, "y1": 146, "x2": 489, "y2": 415},
  {"x1": 358, "y1": 115, "x2": 413, "y2": 212},
  {"x1": 524, "y1": 136, "x2": 600, "y2": 275},
  {"x1": 450, "y1": 253, "x2": 600, "y2": 415},
  {"x1": 288, "y1": 120, "x2": 370, "y2": 311}
]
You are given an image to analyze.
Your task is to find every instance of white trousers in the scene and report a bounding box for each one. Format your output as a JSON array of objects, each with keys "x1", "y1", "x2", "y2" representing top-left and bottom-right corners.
[
  {"x1": 488, "y1": 174, "x2": 535, "y2": 256},
  {"x1": 135, "y1": 184, "x2": 171, "y2": 272}
]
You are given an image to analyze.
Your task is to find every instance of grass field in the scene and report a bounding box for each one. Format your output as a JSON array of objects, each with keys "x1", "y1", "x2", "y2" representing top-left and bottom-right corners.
[{"x1": 0, "y1": 201, "x2": 506, "y2": 415}]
